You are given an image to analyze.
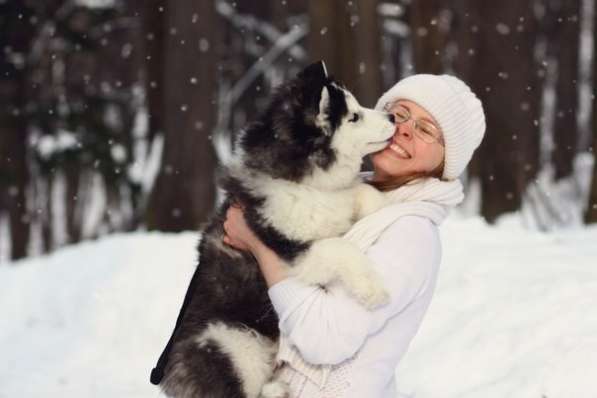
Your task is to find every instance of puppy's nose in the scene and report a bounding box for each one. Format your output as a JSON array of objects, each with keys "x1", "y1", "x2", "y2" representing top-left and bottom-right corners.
[{"x1": 388, "y1": 113, "x2": 395, "y2": 124}]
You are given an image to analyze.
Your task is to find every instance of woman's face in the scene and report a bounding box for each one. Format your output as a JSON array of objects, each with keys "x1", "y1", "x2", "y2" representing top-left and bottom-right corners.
[{"x1": 371, "y1": 100, "x2": 445, "y2": 181}]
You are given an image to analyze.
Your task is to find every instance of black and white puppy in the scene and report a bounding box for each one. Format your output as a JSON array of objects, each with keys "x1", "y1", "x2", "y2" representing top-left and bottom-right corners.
[{"x1": 150, "y1": 61, "x2": 395, "y2": 398}]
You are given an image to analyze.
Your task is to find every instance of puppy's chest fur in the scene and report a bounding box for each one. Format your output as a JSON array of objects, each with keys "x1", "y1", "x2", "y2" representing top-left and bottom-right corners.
[{"x1": 252, "y1": 177, "x2": 364, "y2": 242}]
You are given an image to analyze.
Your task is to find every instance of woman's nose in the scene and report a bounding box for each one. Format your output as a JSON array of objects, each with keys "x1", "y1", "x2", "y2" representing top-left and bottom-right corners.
[{"x1": 396, "y1": 122, "x2": 413, "y2": 139}]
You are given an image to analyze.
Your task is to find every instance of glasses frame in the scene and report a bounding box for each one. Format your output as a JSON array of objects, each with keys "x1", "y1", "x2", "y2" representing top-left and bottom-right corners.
[{"x1": 384, "y1": 102, "x2": 444, "y2": 146}]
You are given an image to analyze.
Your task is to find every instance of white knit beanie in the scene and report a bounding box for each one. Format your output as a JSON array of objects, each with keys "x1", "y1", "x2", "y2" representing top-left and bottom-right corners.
[{"x1": 374, "y1": 74, "x2": 486, "y2": 180}]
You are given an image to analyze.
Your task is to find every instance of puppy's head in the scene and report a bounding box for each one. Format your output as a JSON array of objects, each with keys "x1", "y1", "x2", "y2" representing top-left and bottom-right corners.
[{"x1": 239, "y1": 61, "x2": 394, "y2": 186}]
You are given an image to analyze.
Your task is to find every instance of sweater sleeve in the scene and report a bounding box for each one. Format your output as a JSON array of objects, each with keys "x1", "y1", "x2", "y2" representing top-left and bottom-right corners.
[{"x1": 268, "y1": 215, "x2": 441, "y2": 365}]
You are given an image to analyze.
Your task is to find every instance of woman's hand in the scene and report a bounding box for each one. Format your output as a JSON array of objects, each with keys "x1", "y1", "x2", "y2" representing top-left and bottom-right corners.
[
  {"x1": 222, "y1": 203, "x2": 262, "y2": 252},
  {"x1": 222, "y1": 203, "x2": 288, "y2": 287}
]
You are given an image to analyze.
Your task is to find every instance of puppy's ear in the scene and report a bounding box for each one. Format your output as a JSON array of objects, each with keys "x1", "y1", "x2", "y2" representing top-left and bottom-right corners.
[
  {"x1": 318, "y1": 86, "x2": 330, "y2": 116},
  {"x1": 315, "y1": 86, "x2": 332, "y2": 136},
  {"x1": 298, "y1": 60, "x2": 328, "y2": 84}
]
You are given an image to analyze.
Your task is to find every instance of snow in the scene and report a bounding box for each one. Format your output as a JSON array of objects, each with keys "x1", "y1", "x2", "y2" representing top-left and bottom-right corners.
[
  {"x1": 75, "y1": 0, "x2": 115, "y2": 9},
  {"x1": 0, "y1": 232, "x2": 198, "y2": 398},
  {"x1": 35, "y1": 130, "x2": 79, "y2": 160},
  {"x1": 1, "y1": 218, "x2": 597, "y2": 397},
  {"x1": 396, "y1": 216, "x2": 597, "y2": 397}
]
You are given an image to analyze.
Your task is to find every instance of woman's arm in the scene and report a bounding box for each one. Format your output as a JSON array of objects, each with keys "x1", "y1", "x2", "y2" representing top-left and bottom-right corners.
[
  {"x1": 223, "y1": 205, "x2": 288, "y2": 287},
  {"x1": 223, "y1": 206, "x2": 440, "y2": 365}
]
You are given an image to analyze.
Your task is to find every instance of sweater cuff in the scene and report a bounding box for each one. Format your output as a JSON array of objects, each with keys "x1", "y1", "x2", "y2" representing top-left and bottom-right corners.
[{"x1": 268, "y1": 277, "x2": 317, "y2": 320}]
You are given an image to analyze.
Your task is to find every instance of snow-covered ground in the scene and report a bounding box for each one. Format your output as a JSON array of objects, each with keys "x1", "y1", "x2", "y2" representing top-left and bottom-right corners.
[{"x1": 1, "y1": 216, "x2": 596, "y2": 397}]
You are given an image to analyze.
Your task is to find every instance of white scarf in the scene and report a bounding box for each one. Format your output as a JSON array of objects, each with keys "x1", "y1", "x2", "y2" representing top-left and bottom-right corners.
[
  {"x1": 345, "y1": 174, "x2": 464, "y2": 251},
  {"x1": 276, "y1": 175, "x2": 464, "y2": 386}
]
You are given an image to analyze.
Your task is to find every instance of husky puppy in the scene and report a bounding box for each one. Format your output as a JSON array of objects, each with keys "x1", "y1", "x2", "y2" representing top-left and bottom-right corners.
[{"x1": 150, "y1": 61, "x2": 395, "y2": 398}]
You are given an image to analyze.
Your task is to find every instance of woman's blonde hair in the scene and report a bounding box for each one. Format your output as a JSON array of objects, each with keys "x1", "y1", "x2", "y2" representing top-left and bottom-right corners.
[{"x1": 366, "y1": 159, "x2": 445, "y2": 192}]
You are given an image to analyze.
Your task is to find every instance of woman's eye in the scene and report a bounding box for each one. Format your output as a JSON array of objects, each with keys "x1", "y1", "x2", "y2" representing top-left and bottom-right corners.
[
  {"x1": 349, "y1": 113, "x2": 360, "y2": 123},
  {"x1": 421, "y1": 127, "x2": 436, "y2": 138},
  {"x1": 421, "y1": 127, "x2": 434, "y2": 137}
]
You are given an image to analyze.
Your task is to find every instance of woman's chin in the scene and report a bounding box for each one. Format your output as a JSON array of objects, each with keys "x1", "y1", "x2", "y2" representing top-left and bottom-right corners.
[{"x1": 372, "y1": 151, "x2": 404, "y2": 178}]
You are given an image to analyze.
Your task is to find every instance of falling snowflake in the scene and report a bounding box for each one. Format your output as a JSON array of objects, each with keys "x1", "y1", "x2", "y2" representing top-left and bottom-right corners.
[{"x1": 496, "y1": 23, "x2": 510, "y2": 35}]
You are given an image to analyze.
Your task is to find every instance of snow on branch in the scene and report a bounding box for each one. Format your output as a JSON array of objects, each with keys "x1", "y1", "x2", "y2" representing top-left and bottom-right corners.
[
  {"x1": 216, "y1": 0, "x2": 307, "y2": 61},
  {"x1": 227, "y1": 24, "x2": 307, "y2": 105}
]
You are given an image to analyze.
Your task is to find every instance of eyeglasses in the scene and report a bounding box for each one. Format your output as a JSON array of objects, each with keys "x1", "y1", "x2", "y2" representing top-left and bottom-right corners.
[{"x1": 384, "y1": 103, "x2": 444, "y2": 145}]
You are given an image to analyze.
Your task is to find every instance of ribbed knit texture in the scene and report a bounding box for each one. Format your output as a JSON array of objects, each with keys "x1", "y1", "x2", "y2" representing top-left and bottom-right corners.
[{"x1": 374, "y1": 74, "x2": 486, "y2": 180}]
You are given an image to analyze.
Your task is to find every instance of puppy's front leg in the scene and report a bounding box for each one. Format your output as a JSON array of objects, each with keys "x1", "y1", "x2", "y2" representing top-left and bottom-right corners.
[{"x1": 290, "y1": 238, "x2": 389, "y2": 309}]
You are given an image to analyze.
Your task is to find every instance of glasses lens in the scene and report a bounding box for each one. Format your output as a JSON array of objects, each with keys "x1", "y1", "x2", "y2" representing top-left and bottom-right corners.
[
  {"x1": 393, "y1": 106, "x2": 410, "y2": 123},
  {"x1": 415, "y1": 121, "x2": 440, "y2": 143}
]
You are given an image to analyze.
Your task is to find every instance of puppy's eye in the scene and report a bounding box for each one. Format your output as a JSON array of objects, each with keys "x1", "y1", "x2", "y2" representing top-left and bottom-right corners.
[{"x1": 349, "y1": 113, "x2": 360, "y2": 123}]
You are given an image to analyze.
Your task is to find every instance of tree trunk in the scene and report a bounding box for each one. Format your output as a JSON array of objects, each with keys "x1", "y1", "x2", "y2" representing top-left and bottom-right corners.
[
  {"x1": 0, "y1": 0, "x2": 33, "y2": 260},
  {"x1": 544, "y1": 0, "x2": 581, "y2": 180},
  {"x1": 584, "y1": 0, "x2": 597, "y2": 223},
  {"x1": 145, "y1": 0, "x2": 219, "y2": 231},
  {"x1": 410, "y1": 0, "x2": 447, "y2": 74},
  {"x1": 139, "y1": 0, "x2": 166, "y2": 146},
  {"x1": 0, "y1": 107, "x2": 30, "y2": 260},
  {"x1": 472, "y1": 2, "x2": 541, "y2": 222},
  {"x1": 65, "y1": 166, "x2": 81, "y2": 243},
  {"x1": 308, "y1": 0, "x2": 383, "y2": 107},
  {"x1": 449, "y1": 0, "x2": 482, "y2": 181}
]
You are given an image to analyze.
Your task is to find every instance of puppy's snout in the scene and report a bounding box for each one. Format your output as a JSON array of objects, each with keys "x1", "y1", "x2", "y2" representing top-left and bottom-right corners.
[{"x1": 387, "y1": 113, "x2": 395, "y2": 124}]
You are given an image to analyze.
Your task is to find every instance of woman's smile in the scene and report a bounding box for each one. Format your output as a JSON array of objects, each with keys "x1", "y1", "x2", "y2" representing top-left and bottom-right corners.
[{"x1": 386, "y1": 140, "x2": 412, "y2": 159}]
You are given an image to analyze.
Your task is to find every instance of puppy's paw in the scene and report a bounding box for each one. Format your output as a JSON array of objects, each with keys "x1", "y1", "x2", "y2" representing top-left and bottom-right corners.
[
  {"x1": 259, "y1": 380, "x2": 289, "y2": 398},
  {"x1": 345, "y1": 272, "x2": 390, "y2": 309}
]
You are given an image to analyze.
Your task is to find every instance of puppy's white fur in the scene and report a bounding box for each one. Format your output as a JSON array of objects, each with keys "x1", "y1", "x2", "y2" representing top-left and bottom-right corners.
[{"x1": 196, "y1": 322, "x2": 278, "y2": 398}]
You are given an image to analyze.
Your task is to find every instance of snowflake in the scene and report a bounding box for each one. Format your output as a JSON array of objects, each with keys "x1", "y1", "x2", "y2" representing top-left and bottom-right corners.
[{"x1": 496, "y1": 23, "x2": 510, "y2": 35}]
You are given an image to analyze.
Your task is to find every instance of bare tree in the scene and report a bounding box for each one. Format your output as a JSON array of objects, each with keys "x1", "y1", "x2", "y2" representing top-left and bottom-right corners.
[
  {"x1": 308, "y1": 0, "x2": 382, "y2": 106},
  {"x1": 585, "y1": 0, "x2": 597, "y2": 223},
  {"x1": 449, "y1": 0, "x2": 482, "y2": 181},
  {"x1": 409, "y1": 0, "x2": 448, "y2": 74},
  {"x1": 470, "y1": 2, "x2": 541, "y2": 222},
  {"x1": 543, "y1": 0, "x2": 581, "y2": 180},
  {"x1": 145, "y1": 0, "x2": 220, "y2": 231},
  {"x1": 0, "y1": 0, "x2": 34, "y2": 260},
  {"x1": 138, "y1": 1, "x2": 166, "y2": 147}
]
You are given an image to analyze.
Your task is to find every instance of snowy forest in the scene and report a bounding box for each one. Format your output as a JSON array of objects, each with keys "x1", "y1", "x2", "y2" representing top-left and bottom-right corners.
[{"x1": 1, "y1": 0, "x2": 597, "y2": 263}]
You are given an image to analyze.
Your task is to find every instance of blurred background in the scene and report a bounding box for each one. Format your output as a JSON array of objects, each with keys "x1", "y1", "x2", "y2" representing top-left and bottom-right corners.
[{"x1": 1, "y1": 0, "x2": 596, "y2": 262}]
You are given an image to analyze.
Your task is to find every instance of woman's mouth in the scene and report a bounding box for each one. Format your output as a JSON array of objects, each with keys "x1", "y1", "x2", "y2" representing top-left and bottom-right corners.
[{"x1": 387, "y1": 142, "x2": 411, "y2": 159}]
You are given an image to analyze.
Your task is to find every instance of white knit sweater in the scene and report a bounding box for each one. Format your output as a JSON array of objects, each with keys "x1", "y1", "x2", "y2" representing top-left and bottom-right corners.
[{"x1": 268, "y1": 176, "x2": 463, "y2": 397}]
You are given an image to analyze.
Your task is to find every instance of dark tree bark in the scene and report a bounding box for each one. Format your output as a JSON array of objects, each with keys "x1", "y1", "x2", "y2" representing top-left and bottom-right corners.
[
  {"x1": 145, "y1": 0, "x2": 220, "y2": 231},
  {"x1": 409, "y1": 0, "x2": 447, "y2": 74},
  {"x1": 0, "y1": 0, "x2": 34, "y2": 260},
  {"x1": 352, "y1": 0, "x2": 383, "y2": 107},
  {"x1": 584, "y1": 0, "x2": 597, "y2": 224},
  {"x1": 139, "y1": 1, "x2": 166, "y2": 146},
  {"x1": 449, "y1": 0, "x2": 482, "y2": 180},
  {"x1": 65, "y1": 166, "x2": 81, "y2": 243},
  {"x1": 471, "y1": 2, "x2": 541, "y2": 222},
  {"x1": 543, "y1": 0, "x2": 581, "y2": 180},
  {"x1": 308, "y1": 0, "x2": 383, "y2": 107},
  {"x1": 0, "y1": 105, "x2": 30, "y2": 260}
]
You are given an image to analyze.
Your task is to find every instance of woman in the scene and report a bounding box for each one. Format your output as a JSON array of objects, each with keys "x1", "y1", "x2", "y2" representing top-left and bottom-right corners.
[{"x1": 223, "y1": 74, "x2": 486, "y2": 398}]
